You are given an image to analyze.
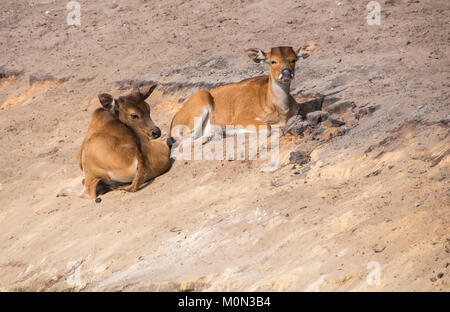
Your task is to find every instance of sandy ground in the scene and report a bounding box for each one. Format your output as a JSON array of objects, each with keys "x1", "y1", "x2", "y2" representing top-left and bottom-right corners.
[{"x1": 0, "y1": 0, "x2": 449, "y2": 291}]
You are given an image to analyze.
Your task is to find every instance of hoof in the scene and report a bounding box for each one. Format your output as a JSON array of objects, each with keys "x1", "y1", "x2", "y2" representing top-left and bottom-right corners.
[{"x1": 167, "y1": 137, "x2": 176, "y2": 148}]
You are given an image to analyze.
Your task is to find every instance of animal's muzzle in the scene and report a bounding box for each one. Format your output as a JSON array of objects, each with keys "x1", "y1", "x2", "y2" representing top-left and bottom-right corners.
[
  {"x1": 281, "y1": 68, "x2": 293, "y2": 79},
  {"x1": 152, "y1": 127, "x2": 161, "y2": 139}
]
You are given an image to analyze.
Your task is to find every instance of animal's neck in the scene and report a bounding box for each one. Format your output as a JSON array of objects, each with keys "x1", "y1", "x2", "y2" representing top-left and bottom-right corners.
[
  {"x1": 269, "y1": 76, "x2": 291, "y2": 113},
  {"x1": 134, "y1": 130, "x2": 149, "y2": 146},
  {"x1": 122, "y1": 122, "x2": 146, "y2": 149}
]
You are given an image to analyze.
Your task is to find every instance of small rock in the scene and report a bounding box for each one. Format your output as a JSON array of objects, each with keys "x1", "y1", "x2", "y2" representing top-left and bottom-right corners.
[
  {"x1": 283, "y1": 115, "x2": 309, "y2": 135},
  {"x1": 414, "y1": 202, "x2": 420, "y2": 207},
  {"x1": 306, "y1": 111, "x2": 329, "y2": 124},
  {"x1": 437, "y1": 272, "x2": 444, "y2": 279},
  {"x1": 107, "y1": 3, "x2": 119, "y2": 9},
  {"x1": 372, "y1": 244, "x2": 386, "y2": 253},
  {"x1": 95, "y1": 197, "x2": 102, "y2": 203},
  {"x1": 430, "y1": 277, "x2": 437, "y2": 282},
  {"x1": 356, "y1": 106, "x2": 377, "y2": 119},
  {"x1": 5, "y1": 125, "x2": 17, "y2": 132},
  {"x1": 366, "y1": 169, "x2": 382, "y2": 178},
  {"x1": 385, "y1": 0, "x2": 399, "y2": 6},
  {"x1": 289, "y1": 151, "x2": 311, "y2": 166},
  {"x1": 298, "y1": 98, "x2": 324, "y2": 116},
  {"x1": 326, "y1": 101, "x2": 355, "y2": 114},
  {"x1": 328, "y1": 114, "x2": 345, "y2": 127}
]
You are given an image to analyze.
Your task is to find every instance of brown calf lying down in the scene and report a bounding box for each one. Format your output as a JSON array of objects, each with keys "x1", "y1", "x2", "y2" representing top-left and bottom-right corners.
[
  {"x1": 169, "y1": 43, "x2": 317, "y2": 144},
  {"x1": 58, "y1": 85, "x2": 171, "y2": 200}
]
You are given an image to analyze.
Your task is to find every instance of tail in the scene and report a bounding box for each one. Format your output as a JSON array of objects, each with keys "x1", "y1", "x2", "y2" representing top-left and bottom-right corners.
[{"x1": 56, "y1": 186, "x2": 88, "y2": 198}]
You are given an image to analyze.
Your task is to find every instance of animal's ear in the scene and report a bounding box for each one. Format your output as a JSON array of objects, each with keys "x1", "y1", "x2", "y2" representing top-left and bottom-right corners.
[
  {"x1": 296, "y1": 42, "x2": 317, "y2": 59},
  {"x1": 98, "y1": 93, "x2": 117, "y2": 110},
  {"x1": 141, "y1": 84, "x2": 157, "y2": 100},
  {"x1": 245, "y1": 48, "x2": 267, "y2": 63}
]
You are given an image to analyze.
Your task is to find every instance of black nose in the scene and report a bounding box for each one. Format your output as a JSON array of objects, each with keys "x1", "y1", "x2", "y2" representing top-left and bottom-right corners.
[
  {"x1": 152, "y1": 128, "x2": 161, "y2": 138},
  {"x1": 281, "y1": 68, "x2": 292, "y2": 77}
]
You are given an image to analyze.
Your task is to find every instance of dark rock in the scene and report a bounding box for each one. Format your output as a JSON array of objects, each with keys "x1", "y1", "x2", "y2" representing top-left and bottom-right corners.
[
  {"x1": 306, "y1": 111, "x2": 329, "y2": 124},
  {"x1": 372, "y1": 244, "x2": 386, "y2": 253},
  {"x1": 339, "y1": 125, "x2": 348, "y2": 135},
  {"x1": 107, "y1": 3, "x2": 119, "y2": 9},
  {"x1": 325, "y1": 101, "x2": 355, "y2": 114},
  {"x1": 283, "y1": 115, "x2": 309, "y2": 135},
  {"x1": 385, "y1": 0, "x2": 399, "y2": 6},
  {"x1": 328, "y1": 114, "x2": 345, "y2": 127},
  {"x1": 289, "y1": 151, "x2": 311, "y2": 166},
  {"x1": 356, "y1": 106, "x2": 377, "y2": 119},
  {"x1": 298, "y1": 98, "x2": 323, "y2": 116}
]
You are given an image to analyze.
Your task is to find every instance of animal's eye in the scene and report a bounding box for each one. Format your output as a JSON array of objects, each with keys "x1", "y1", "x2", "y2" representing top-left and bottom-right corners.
[
  {"x1": 291, "y1": 59, "x2": 297, "y2": 63},
  {"x1": 130, "y1": 114, "x2": 139, "y2": 120},
  {"x1": 271, "y1": 61, "x2": 277, "y2": 65}
]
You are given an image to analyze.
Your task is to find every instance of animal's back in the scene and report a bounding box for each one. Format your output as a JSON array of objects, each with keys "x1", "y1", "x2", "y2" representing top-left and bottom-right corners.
[
  {"x1": 210, "y1": 76, "x2": 269, "y2": 126},
  {"x1": 79, "y1": 108, "x2": 139, "y2": 178}
]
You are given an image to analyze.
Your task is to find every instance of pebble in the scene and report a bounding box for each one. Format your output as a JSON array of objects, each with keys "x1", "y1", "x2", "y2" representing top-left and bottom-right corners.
[
  {"x1": 372, "y1": 244, "x2": 386, "y2": 253},
  {"x1": 328, "y1": 114, "x2": 345, "y2": 127},
  {"x1": 107, "y1": 3, "x2": 119, "y2": 9},
  {"x1": 306, "y1": 111, "x2": 329, "y2": 124},
  {"x1": 414, "y1": 202, "x2": 420, "y2": 207},
  {"x1": 289, "y1": 151, "x2": 311, "y2": 166}
]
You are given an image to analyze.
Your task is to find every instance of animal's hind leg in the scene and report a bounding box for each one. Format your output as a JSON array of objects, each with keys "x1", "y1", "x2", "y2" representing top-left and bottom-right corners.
[
  {"x1": 84, "y1": 174, "x2": 101, "y2": 199},
  {"x1": 170, "y1": 91, "x2": 215, "y2": 142}
]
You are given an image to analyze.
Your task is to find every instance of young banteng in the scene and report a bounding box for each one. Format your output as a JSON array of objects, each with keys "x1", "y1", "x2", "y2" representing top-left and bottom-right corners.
[
  {"x1": 58, "y1": 85, "x2": 171, "y2": 200},
  {"x1": 169, "y1": 43, "x2": 317, "y2": 145}
]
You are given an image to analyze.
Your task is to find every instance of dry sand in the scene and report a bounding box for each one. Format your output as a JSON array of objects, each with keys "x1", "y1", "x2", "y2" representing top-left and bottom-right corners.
[{"x1": 0, "y1": 0, "x2": 449, "y2": 291}]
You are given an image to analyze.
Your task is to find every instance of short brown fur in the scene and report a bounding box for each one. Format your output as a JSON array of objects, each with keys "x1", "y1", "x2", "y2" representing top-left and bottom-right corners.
[
  {"x1": 170, "y1": 43, "x2": 317, "y2": 140},
  {"x1": 60, "y1": 86, "x2": 171, "y2": 200}
]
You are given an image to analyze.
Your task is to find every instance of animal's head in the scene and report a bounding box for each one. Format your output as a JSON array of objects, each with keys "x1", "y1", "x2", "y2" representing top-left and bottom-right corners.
[
  {"x1": 245, "y1": 43, "x2": 317, "y2": 85},
  {"x1": 98, "y1": 85, "x2": 161, "y2": 139}
]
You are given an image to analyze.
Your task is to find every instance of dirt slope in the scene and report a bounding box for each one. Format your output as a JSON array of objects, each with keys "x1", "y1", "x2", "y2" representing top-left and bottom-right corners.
[{"x1": 0, "y1": 0, "x2": 449, "y2": 291}]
